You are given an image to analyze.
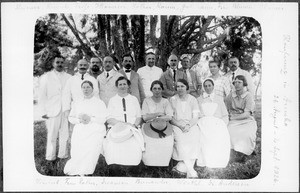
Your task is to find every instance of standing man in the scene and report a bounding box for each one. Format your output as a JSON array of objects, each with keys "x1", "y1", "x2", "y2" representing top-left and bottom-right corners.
[
  {"x1": 98, "y1": 55, "x2": 123, "y2": 106},
  {"x1": 160, "y1": 54, "x2": 187, "y2": 98},
  {"x1": 208, "y1": 60, "x2": 231, "y2": 99},
  {"x1": 89, "y1": 57, "x2": 103, "y2": 79},
  {"x1": 119, "y1": 53, "x2": 146, "y2": 105},
  {"x1": 179, "y1": 56, "x2": 202, "y2": 98},
  {"x1": 38, "y1": 55, "x2": 71, "y2": 167},
  {"x1": 62, "y1": 59, "x2": 99, "y2": 119},
  {"x1": 137, "y1": 52, "x2": 163, "y2": 98},
  {"x1": 225, "y1": 57, "x2": 255, "y2": 97}
]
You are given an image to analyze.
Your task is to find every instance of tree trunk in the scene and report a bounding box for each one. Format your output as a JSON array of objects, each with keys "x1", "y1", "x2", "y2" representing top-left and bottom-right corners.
[
  {"x1": 136, "y1": 15, "x2": 145, "y2": 70},
  {"x1": 150, "y1": 15, "x2": 158, "y2": 47},
  {"x1": 121, "y1": 15, "x2": 130, "y2": 53},
  {"x1": 111, "y1": 16, "x2": 124, "y2": 62},
  {"x1": 158, "y1": 15, "x2": 168, "y2": 71},
  {"x1": 106, "y1": 15, "x2": 112, "y2": 54},
  {"x1": 97, "y1": 14, "x2": 108, "y2": 57}
]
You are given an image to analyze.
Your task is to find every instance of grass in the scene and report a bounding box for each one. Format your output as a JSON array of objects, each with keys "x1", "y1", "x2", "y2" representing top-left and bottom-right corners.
[{"x1": 34, "y1": 98, "x2": 261, "y2": 179}]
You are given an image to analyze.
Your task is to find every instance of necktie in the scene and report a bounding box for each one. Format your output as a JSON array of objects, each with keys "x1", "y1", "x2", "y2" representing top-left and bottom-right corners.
[
  {"x1": 81, "y1": 74, "x2": 84, "y2": 80},
  {"x1": 232, "y1": 72, "x2": 235, "y2": 81},
  {"x1": 122, "y1": 98, "x2": 127, "y2": 122},
  {"x1": 106, "y1": 72, "x2": 109, "y2": 78},
  {"x1": 173, "y1": 69, "x2": 176, "y2": 82}
]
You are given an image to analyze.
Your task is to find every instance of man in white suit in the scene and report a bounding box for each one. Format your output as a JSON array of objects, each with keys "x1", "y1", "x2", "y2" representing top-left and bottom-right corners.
[
  {"x1": 38, "y1": 55, "x2": 71, "y2": 164},
  {"x1": 137, "y1": 52, "x2": 163, "y2": 98},
  {"x1": 98, "y1": 55, "x2": 123, "y2": 106},
  {"x1": 119, "y1": 54, "x2": 145, "y2": 105}
]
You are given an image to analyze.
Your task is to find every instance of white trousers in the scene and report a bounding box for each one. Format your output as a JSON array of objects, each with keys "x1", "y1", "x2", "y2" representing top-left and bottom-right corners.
[{"x1": 45, "y1": 112, "x2": 69, "y2": 160}]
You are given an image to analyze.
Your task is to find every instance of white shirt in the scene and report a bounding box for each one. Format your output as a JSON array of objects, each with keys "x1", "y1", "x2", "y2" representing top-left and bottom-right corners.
[
  {"x1": 137, "y1": 65, "x2": 163, "y2": 98},
  {"x1": 123, "y1": 68, "x2": 132, "y2": 79},
  {"x1": 98, "y1": 69, "x2": 123, "y2": 106},
  {"x1": 62, "y1": 72, "x2": 99, "y2": 112},
  {"x1": 107, "y1": 94, "x2": 141, "y2": 124}
]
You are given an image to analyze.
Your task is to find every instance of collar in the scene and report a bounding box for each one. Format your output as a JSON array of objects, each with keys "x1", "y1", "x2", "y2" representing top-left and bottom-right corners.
[
  {"x1": 232, "y1": 68, "x2": 241, "y2": 74},
  {"x1": 76, "y1": 72, "x2": 87, "y2": 77},
  {"x1": 203, "y1": 92, "x2": 215, "y2": 100},
  {"x1": 145, "y1": 65, "x2": 155, "y2": 70},
  {"x1": 232, "y1": 91, "x2": 248, "y2": 99},
  {"x1": 53, "y1": 69, "x2": 64, "y2": 76}
]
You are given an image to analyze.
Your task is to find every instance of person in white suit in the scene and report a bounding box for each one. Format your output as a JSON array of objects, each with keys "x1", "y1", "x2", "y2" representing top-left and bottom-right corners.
[
  {"x1": 97, "y1": 55, "x2": 123, "y2": 106},
  {"x1": 38, "y1": 55, "x2": 71, "y2": 164}
]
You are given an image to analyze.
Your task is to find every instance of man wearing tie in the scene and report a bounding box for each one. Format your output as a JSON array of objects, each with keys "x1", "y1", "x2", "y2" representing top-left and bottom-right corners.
[
  {"x1": 160, "y1": 54, "x2": 187, "y2": 98},
  {"x1": 119, "y1": 53, "x2": 145, "y2": 105},
  {"x1": 38, "y1": 55, "x2": 71, "y2": 169},
  {"x1": 179, "y1": 56, "x2": 202, "y2": 98},
  {"x1": 225, "y1": 57, "x2": 255, "y2": 97},
  {"x1": 98, "y1": 55, "x2": 123, "y2": 106}
]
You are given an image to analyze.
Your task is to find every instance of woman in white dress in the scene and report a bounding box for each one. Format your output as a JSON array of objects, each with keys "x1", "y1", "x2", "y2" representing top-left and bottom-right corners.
[
  {"x1": 64, "y1": 80, "x2": 108, "y2": 176},
  {"x1": 141, "y1": 80, "x2": 174, "y2": 167},
  {"x1": 170, "y1": 79, "x2": 200, "y2": 178},
  {"x1": 197, "y1": 78, "x2": 231, "y2": 168},
  {"x1": 225, "y1": 75, "x2": 257, "y2": 163},
  {"x1": 103, "y1": 76, "x2": 144, "y2": 176}
]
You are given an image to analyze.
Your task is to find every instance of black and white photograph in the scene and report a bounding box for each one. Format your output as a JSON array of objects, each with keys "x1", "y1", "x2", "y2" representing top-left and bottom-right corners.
[{"x1": 2, "y1": 2, "x2": 298, "y2": 192}]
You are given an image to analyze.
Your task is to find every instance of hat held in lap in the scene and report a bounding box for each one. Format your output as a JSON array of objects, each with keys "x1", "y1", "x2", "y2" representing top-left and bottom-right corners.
[
  {"x1": 108, "y1": 122, "x2": 134, "y2": 143},
  {"x1": 143, "y1": 119, "x2": 173, "y2": 139}
]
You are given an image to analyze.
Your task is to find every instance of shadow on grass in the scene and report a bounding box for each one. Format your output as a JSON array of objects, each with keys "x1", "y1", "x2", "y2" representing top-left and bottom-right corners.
[{"x1": 34, "y1": 97, "x2": 261, "y2": 179}]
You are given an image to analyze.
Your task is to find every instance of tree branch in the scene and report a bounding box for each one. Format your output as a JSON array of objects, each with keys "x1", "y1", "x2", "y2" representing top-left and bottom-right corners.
[{"x1": 61, "y1": 13, "x2": 93, "y2": 58}]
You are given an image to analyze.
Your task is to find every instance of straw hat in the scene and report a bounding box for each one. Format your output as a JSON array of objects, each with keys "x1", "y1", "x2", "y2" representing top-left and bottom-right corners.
[
  {"x1": 107, "y1": 122, "x2": 134, "y2": 143},
  {"x1": 143, "y1": 119, "x2": 173, "y2": 139}
]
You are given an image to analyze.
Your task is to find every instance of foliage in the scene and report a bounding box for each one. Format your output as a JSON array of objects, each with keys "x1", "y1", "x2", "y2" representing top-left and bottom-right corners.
[
  {"x1": 34, "y1": 14, "x2": 261, "y2": 76},
  {"x1": 34, "y1": 98, "x2": 261, "y2": 179}
]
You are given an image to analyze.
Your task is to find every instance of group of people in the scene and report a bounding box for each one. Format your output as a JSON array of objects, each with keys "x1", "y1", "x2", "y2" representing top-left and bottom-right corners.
[{"x1": 38, "y1": 51, "x2": 257, "y2": 178}]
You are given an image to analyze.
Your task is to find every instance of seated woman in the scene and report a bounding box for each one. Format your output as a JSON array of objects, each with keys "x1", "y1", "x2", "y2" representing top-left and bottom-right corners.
[
  {"x1": 141, "y1": 80, "x2": 174, "y2": 168},
  {"x1": 64, "y1": 80, "x2": 108, "y2": 176},
  {"x1": 197, "y1": 78, "x2": 231, "y2": 168},
  {"x1": 170, "y1": 79, "x2": 200, "y2": 178},
  {"x1": 225, "y1": 75, "x2": 257, "y2": 163},
  {"x1": 103, "y1": 76, "x2": 144, "y2": 176}
]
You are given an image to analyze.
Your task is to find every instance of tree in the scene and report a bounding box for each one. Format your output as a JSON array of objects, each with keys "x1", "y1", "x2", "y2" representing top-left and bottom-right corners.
[{"x1": 34, "y1": 14, "x2": 261, "y2": 76}]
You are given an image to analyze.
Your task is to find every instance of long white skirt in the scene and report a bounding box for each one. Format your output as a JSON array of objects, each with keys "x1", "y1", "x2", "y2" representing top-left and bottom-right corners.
[
  {"x1": 172, "y1": 125, "x2": 200, "y2": 161},
  {"x1": 197, "y1": 116, "x2": 231, "y2": 168},
  {"x1": 142, "y1": 128, "x2": 174, "y2": 167},
  {"x1": 64, "y1": 123, "x2": 106, "y2": 175},
  {"x1": 228, "y1": 119, "x2": 257, "y2": 155}
]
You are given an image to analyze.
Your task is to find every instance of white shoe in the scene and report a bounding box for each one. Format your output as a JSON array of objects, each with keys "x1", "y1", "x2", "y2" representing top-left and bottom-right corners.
[{"x1": 187, "y1": 170, "x2": 198, "y2": 178}]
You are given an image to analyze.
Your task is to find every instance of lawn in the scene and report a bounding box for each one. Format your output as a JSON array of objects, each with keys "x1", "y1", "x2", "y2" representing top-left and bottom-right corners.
[{"x1": 34, "y1": 97, "x2": 261, "y2": 179}]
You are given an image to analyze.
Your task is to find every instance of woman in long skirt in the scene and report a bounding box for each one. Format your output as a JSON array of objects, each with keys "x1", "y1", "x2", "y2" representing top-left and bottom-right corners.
[
  {"x1": 64, "y1": 80, "x2": 108, "y2": 176},
  {"x1": 170, "y1": 79, "x2": 200, "y2": 178},
  {"x1": 225, "y1": 75, "x2": 257, "y2": 162},
  {"x1": 197, "y1": 78, "x2": 231, "y2": 168}
]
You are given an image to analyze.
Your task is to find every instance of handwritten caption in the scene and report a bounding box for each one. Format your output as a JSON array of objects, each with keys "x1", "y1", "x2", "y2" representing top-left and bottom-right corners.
[
  {"x1": 270, "y1": 34, "x2": 292, "y2": 184},
  {"x1": 36, "y1": 177, "x2": 249, "y2": 188},
  {"x1": 14, "y1": 2, "x2": 284, "y2": 13}
]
